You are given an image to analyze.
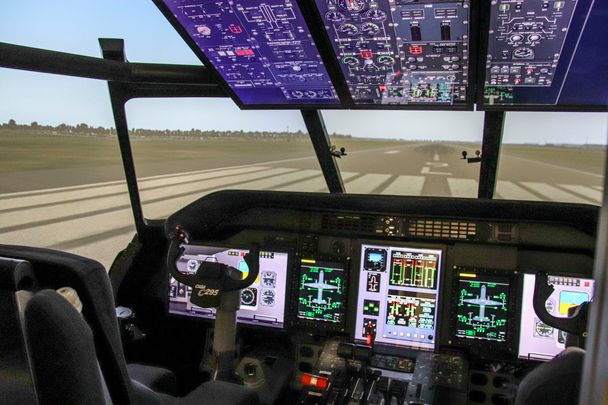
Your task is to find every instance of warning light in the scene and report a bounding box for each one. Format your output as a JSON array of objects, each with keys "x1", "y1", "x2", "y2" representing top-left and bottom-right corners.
[
  {"x1": 409, "y1": 45, "x2": 423, "y2": 55},
  {"x1": 360, "y1": 50, "x2": 373, "y2": 59},
  {"x1": 228, "y1": 25, "x2": 243, "y2": 34},
  {"x1": 585, "y1": 281, "x2": 590, "y2": 287},
  {"x1": 379, "y1": 85, "x2": 387, "y2": 92},
  {"x1": 301, "y1": 374, "x2": 329, "y2": 390}
]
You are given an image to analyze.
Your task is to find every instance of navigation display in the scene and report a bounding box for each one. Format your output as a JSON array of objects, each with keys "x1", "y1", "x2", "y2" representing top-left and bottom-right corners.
[
  {"x1": 518, "y1": 274, "x2": 594, "y2": 361},
  {"x1": 169, "y1": 245, "x2": 289, "y2": 328},
  {"x1": 355, "y1": 244, "x2": 442, "y2": 350},
  {"x1": 483, "y1": 0, "x2": 608, "y2": 109},
  {"x1": 315, "y1": 0, "x2": 471, "y2": 107},
  {"x1": 159, "y1": 0, "x2": 339, "y2": 107},
  {"x1": 297, "y1": 259, "x2": 347, "y2": 324},
  {"x1": 455, "y1": 275, "x2": 510, "y2": 342}
]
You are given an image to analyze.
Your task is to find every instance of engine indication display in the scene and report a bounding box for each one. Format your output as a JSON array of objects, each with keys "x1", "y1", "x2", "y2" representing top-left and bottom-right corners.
[
  {"x1": 355, "y1": 244, "x2": 443, "y2": 350},
  {"x1": 159, "y1": 0, "x2": 339, "y2": 107},
  {"x1": 315, "y1": 0, "x2": 471, "y2": 107},
  {"x1": 297, "y1": 260, "x2": 347, "y2": 325},
  {"x1": 455, "y1": 276, "x2": 509, "y2": 342}
]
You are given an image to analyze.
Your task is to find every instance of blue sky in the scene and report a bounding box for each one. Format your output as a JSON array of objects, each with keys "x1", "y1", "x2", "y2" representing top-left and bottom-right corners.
[{"x1": 1, "y1": 0, "x2": 606, "y2": 144}]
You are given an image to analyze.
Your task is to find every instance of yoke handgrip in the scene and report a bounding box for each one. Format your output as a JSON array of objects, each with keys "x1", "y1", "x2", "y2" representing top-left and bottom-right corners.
[{"x1": 533, "y1": 272, "x2": 583, "y2": 335}]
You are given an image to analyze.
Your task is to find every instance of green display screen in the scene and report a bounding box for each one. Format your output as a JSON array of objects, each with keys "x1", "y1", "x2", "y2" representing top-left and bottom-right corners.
[
  {"x1": 455, "y1": 276, "x2": 509, "y2": 342},
  {"x1": 297, "y1": 260, "x2": 346, "y2": 324}
]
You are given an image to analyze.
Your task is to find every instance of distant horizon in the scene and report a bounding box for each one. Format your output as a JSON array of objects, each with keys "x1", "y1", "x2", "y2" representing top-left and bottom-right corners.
[{"x1": 2, "y1": 118, "x2": 606, "y2": 147}]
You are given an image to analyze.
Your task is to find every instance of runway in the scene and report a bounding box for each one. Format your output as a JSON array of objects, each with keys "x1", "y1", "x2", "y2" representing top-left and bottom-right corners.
[{"x1": 0, "y1": 143, "x2": 602, "y2": 268}]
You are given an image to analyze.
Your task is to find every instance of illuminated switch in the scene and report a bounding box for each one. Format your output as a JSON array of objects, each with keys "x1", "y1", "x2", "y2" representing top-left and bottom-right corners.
[
  {"x1": 228, "y1": 24, "x2": 242, "y2": 34},
  {"x1": 360, "y1": 50, "x2": 373, "y2": 59},
  {"x1": 409, "y1": 45, "x2": 423, "y2": 55}
]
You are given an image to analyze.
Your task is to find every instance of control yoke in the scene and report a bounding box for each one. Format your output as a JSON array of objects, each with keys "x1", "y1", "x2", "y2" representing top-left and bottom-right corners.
[
  {"x1": 167, "y1": 226, "x2": 260, "y2": 308},
  {"x1": 533, "y1": 272, "x2": 589, "y2": 336}
]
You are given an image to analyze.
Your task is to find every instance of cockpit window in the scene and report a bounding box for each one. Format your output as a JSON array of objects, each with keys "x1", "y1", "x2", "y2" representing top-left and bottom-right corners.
[
  {"x1": 323, "y1": 110, "x2": 485, "y2": 197},
  {"x1": 495, "y1": 112, "x2": 607, "y2": 206},
  {"x1": 125, "y1": 98, "x2": 330, "y2": 220}
]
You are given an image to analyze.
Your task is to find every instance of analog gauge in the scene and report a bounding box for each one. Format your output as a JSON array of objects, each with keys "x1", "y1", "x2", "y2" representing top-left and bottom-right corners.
[
  {"x1": 338, "y1": 0, "x2": 366, "y2": 13},
  {"x1": 240, "y1": 288, "x2": 257, "y2": 306},
  {"x1": 261, "y1": 289, "x2": 275, "y2": 306},
  {"x1": 361, "y1": 22, "x2": 380, "y2": 36},
  {"x1": 262, "y1": 271, "x2": 277, "y2": 288},
  {"x1": 535, "y1": 321, "x2": 553, "y2": 337},
  {"x1": 186, "y1": 259, "x2": 200, "y2": 272},
  {"x1": 342, "y1": 56, "x2": 360, "y2": 66},
  {"x1": 338, "y1": 23, "x2": 359, "y2": 36},
  {"x1": 513, "y1": 47, "x2": 534, "y2": 59},
  {"x1": 378, "y1": 55, "x2": 395, "y2": 65},
  {"x1": 364, "y1": 8, "x2": 387, "y2": 21},
  {"x1": 196, "y1": 25, "x2": 211, "y2": 35},
  {"x1": 545, "y1": 299, "x2": 555, "y2": 314},
  {"x1": 325, "y1": 11, "x2": 345, "y2": 23}
]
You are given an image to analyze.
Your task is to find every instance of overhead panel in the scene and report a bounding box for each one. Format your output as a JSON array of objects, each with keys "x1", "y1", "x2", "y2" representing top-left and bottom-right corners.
[
  {"x1": 482, "y1": 0, "x2": 608, "y2": 110},
  {"x1": 159, "y1": 0, "x2": 340, "y2": 107},
  {"x1": 314, "y1": 0, "x2": 472, "y2": 107}
]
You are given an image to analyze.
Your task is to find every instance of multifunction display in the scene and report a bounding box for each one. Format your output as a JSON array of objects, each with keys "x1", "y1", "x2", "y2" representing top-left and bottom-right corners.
[
  {"x1": 355, "y1": 244, "x2": 442, "y2": 350},
  {"x1": 160, "y1": 0, "x2": 339, "y2": 106},
  {"x1": 315, "y1": 0, "x2": 471, "y2": 106},
  {"x1": 483, "y1": 0, "x2": 608, "y2": 107},
  {"x1": 169, "y1": 245, "x2": 289, "y2": 328},
  {"x1": 297, "y1": 259, "x2": 347, "y2": 324},
  {"x1": 518, "y1": 274, "x2": 594, "y2": 361},
  {"x1": 455, "y1": 275, "x2": 510, "y2": 342}
]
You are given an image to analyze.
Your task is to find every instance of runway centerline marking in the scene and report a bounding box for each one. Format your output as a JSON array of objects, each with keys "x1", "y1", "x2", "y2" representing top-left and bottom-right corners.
[{"x1": 384, "y1": 150, "x2": 401, "y2": 154}]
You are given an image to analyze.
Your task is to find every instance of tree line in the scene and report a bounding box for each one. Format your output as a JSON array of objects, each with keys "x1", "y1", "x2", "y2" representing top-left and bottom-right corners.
[{"x1": 0, "y1": 119, "x2": 352, "y2": 140}]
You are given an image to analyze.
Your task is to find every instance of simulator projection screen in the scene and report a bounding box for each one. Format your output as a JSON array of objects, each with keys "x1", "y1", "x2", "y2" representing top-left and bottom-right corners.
[
  {"x1": 297, "y1": 259, "x2": 347, "y2": 325},
  {"x1": 315, "y1": 0, "x2": 472, "y2": 106},
  {"x1": 483, "y1": 0, "x2": 608, "y2": 108},
  {"x1": 159, "y1": 0, "x2": 339, "y2": 106},
  {"x1": 518, "y1": 274, "x2": 594, "y2": 361},
  {"x1": 455, "y1": 275, "x2": 510, "y2": 342},
  {"x1": 355, "y1": 244, "x2": 443, "y2": 350},
  {"x1": 169, "y1": 245, "x2": 289, "y2": 328}
]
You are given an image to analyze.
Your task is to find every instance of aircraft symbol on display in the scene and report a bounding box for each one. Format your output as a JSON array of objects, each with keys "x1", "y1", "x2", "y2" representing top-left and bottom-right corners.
[
  {"x1": 463, "y1": 285, "x2": 505, "y2": 322},
  {"x1": 303, "y1": 270, "x2": 338, "y2": 304}
]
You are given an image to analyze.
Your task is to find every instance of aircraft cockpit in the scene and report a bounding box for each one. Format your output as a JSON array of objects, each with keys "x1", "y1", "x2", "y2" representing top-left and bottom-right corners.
[{"x1": 0, "y1": 0, "x2": 607, "y2": 404}]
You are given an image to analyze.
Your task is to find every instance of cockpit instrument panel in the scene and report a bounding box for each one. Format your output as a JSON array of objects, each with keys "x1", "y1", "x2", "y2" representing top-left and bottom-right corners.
[
  {"x1": 168, "y1": 245, "x2": 289, "y2": 328},
  {"x1": 297, "y1": 259, "x2": 348, "y2": 327},
  {"x1": 455, "y1": 275, "x2": 510, "y2": 342},
  {"x1": 518, "y1": 274, "x2": 594, "y2": 361},
  {"x1": 314, "y1": 0, "x2": 472, "y2": 107},
  {"x1": 355, "y1": 244, "x2": 443, "y2": 350},
  {"x1": 158, "y1": 0, "x2": 339, "y2": 107},
  {"x1": 482, "y1": 0, "x2": 608, "y2": 109}
]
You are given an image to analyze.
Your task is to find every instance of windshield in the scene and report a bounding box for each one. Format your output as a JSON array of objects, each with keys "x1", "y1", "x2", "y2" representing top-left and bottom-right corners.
[{"x1": 324, "y1": 111, "x2": 484, "y2": 197}]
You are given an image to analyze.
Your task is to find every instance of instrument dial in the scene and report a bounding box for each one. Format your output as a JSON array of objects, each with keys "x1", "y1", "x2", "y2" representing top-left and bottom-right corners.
[
  {"x1": 186, "y1": 259, "x2": 200, "y2": 272},
  {"x1": 338, "y1": 23, "x2": 359, "y2": 36},
  {"x1": 261, "y1": 289, "x2": 276, "y2": 306},
  {"x1": 325, "y1": 11, "x2": 345, "y2": 23},
  {"x1": 342, "y1": 56, "x2": 360, "y2": 66},
  {"x1": 378, "y1": 55, "x2": 395, "y2": 65},
  {"x1": 338, "y1": 0, "x2": 366, "y2": 13},
  {"x1": 361, "y1": 22, "x2": 380, "y2": 36},
  {"x1": 364, "y1": 8, "x2": 387, "y2": 21},
  {"x1": 240, "y1": 288, "x2": 257, "y2": 306}
]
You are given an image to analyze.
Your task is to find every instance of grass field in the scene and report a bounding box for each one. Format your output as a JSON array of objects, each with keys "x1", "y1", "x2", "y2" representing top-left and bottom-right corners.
[{"x1": 0, "y1": 132, "x2": 406, "y2": 173}]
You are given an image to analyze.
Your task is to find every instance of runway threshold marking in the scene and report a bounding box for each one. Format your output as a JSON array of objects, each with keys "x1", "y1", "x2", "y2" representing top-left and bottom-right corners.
[
  {"x1": 380, "y1": 175, "x2": 425, "y2": 196},
  {"x1": 447, "y1": 178, "x2": 478, "y2": 198}
]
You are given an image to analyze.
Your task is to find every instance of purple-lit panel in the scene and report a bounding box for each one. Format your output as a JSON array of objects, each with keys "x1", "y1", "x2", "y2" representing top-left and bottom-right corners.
[{"x1": 161, "y1": 0, "x2": 339, "y2": 106}]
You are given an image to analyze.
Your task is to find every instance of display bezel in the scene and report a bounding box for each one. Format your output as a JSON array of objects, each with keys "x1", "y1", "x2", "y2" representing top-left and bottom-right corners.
[
  {"x1": 475, "y1": 0, "x2": 608, "y2": 113},
  {"x1": 166, "y1": 242, "x2": 292, "y2": 330},
  {"x1": 449, "y1": 266, "x2": 522, "y2": 358},
  {"x1": 292, "y1": 256, "x2": 350, "y2": 332},
  {"x1": 350, "y1": 240, "x2": 447, "y2": 354},
  {"x1": 517, "y1": 271, "x2": 595, "y2": 362}
]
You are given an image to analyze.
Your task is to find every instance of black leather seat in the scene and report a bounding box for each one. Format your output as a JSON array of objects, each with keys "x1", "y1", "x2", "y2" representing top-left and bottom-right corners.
[
  {"x1": 0, "y1": 245, "x2": 258, "y2": 405},
  {"x1": 515, "y1": 347, "x2": 584, "y2": 405}
]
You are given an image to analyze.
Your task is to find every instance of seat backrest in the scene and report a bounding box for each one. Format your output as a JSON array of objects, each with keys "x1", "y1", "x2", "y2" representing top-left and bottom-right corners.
[
  {"x1": 0, "y1": 245, "x2": 134, "y2": 405},
  {"x1": 515, "y1": 347, "x2": 585, "y2": 405},
  {"x1": 25, "y1": 289, "x2": 107, "y2": 405}
]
